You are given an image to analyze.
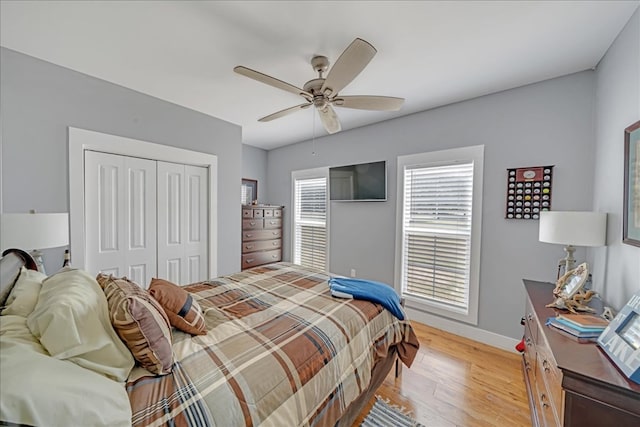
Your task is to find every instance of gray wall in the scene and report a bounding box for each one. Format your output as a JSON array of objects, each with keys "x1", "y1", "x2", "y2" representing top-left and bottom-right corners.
[
  {"x1": 267, "y1": 71, "x2": 597, "y2": 340},
  {"x1": 0, "y1": 47, "x2": 243, "y2": 275},
  {"x1": 592, "y1": 8, "x2": 640, "y2": 309},
  {"x1": 242, "y1": 144, "x2": 268, "y2": 203}
]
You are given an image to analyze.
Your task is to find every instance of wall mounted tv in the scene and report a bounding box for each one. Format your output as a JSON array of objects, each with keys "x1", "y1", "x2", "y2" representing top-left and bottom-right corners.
[{"x1": 329, "y1": 160, "x2": 387, "y2": 201}]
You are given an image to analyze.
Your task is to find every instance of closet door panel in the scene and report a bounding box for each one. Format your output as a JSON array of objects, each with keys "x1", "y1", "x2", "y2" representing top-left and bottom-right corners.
[
  {"x1": 157, "y1": 163, "x2": 208, "y2": 284},
  {"x1": 185, "y1": 165, "x2": 208, "y2": 283},
  {"x1": 157, "y1": 162, "x2": 186, "y2": 284},
  {"x1": 85, "y1": 151, "x2": 126, "y2": 277},
  {"x1": 85, "y1": 152, "x2": 157, "y2": 287},
  {"x1": 124, "y1": 157, "x2": 157, "y2": 288}
]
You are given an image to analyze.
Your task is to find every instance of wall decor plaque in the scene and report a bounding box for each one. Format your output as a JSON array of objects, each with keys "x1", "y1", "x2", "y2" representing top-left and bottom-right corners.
[{"x1": 505, "y1": 165, "x2": 554, "y2": 220}]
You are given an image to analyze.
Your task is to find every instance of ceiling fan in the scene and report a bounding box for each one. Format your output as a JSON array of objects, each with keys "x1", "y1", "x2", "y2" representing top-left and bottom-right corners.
[{"x1": 234, "y1": 38, "x2": 404, "y2": 135}]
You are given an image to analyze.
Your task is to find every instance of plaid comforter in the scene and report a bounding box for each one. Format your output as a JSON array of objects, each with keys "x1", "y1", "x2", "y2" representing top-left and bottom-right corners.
[{"x1": 126, "y1": 263, "x2": 419, "y2": 427}]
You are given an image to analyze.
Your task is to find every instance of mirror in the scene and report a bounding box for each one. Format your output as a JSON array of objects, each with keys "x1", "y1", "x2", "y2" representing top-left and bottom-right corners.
[
  {"x1": 546, "y1": 263, "x2": 595, "y2": 312},
  {"x1": 554, "y1": 263, "x2": 588, "y2": 298}
]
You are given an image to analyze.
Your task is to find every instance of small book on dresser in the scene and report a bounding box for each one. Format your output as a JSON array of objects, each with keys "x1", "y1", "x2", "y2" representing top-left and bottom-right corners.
[
  {"x1": 556, "y1": 313, "x2": 610, "y2": 328},
  {"x1": 546, "y1": 317, "x2": 605, "y2": 342}
]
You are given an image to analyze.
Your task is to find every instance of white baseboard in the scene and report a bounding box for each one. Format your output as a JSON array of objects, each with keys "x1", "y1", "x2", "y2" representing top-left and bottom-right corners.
[{"x1": 405, "y1": 307, "x2": 521, "y2": 353}]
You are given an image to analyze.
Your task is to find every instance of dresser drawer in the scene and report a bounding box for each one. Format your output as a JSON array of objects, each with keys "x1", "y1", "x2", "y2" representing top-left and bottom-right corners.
[
  {"x1": 242, "y1": 229, "x2": 282, "y2": 242},
  {"x1": 242, "y1": 219, "x2": 264, "y2": 230},
  {"x1": 263, "y1": 218, "x2": 282, "y2": 229},
  {"x1": 263, "y1": 208, "x2": 274, "y2": 217},
  {"x1": 273, "y1": 209, "x2": 282, "y2": 218},
  {"x1": 242, "y1": 249, "x2": 281, "y2": 268},
  {"x1": 536, "y1": 342, "x2": 563, "y2": 422},
  {"x1": 535, "y1": 351, "x2": 561, "y2": 427},
  {"x1": 242, "y1": 239, "x2": 281, "y2": 253},
  {"x1": 242, "y1": 208, "x2": 253, "y2": 218},
  {"x1": 525, "y1": 298, "x2": 538, "y2": 344},
  {"x1": 253, "y1": 209, "x2": 264, "y2": 218},
  {"x1": 523, "y1": 322, "x2": 536, "y2": 377}
]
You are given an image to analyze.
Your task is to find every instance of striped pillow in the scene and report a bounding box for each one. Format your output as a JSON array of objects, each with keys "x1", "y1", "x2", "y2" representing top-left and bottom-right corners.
[
  {"x1": 148, "y1": 278, "x2": 207, "y2": 335},
  {"x1": 96, "y1": 274, "x2": 173, "y2": 375}
]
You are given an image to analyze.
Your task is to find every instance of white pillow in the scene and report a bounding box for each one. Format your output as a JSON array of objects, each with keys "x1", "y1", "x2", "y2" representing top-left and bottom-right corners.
[
  {"x1": 1, "y1": 315, "x2": 131, "y2": 427},
  {"x1": 26, "y1": 268, "x2": 134, "y2": 382},
  {"x1": 1, "y1": 267, "x2": 46, "y2": 317}
]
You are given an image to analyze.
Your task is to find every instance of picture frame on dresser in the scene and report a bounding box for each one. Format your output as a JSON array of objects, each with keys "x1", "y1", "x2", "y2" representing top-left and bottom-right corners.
[
  {"x1": 241, "y1": 178, "x2": 258, "y2": 206},
  {"x1": 623, "y1": 120, "x2": 640, "y2": 247},
  {"x1": 597, "y1": 291, "x2": 640, "y2": 384}
]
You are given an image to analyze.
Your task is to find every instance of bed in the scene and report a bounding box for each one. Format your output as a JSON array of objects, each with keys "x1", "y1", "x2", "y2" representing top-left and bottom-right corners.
[{"x1": 0, "y1": 249, "x2": 419, "y2": 427}]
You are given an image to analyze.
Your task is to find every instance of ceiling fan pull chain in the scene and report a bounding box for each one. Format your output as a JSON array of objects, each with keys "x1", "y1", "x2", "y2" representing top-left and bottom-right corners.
[{"x1": 311, "y1": 108, "x2": 317, "y2": 156}]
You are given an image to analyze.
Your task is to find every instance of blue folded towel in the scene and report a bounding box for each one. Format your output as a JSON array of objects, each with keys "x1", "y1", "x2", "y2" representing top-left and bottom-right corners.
[{"x1": 328, "y1": 277, "x2": 405, "y2": 320}]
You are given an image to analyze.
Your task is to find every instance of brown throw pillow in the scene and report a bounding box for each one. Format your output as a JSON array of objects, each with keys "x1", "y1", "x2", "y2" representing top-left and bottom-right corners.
[
  {"x1": 148, "y1": 278, "x2": 207, "y2": 336},
  {"x1": 96, "y1": 274, "x2": 173, "y2": 375}
]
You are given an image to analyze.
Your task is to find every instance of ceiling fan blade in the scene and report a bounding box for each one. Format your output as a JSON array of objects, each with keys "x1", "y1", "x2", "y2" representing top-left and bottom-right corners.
[
  {"x1": 320, "y1": 38, "x2": 377, "y2": 97},
  {"x1": 234, "y1": 66, "x2": 312, "y2": 100},
  {"x1": 317, "y1": 105, "x2": 341, "y2": 134},
  {"x1": 258, "y1": 103, "x2": 311, "y2": 122},
  {"x1": 333, "y1": 95, "x2": 404, "y2": 111}
]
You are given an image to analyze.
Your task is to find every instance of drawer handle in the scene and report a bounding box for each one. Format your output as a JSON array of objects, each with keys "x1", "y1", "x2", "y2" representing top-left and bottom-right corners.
[
  {"x1": 245, "y1": 258, "x2": 254, "y2": 263},
  {"x1": 272, "y1": 231, "x2": 279, "y2": 235},
  {"x1": 272, "y1": 242, "x2": 278, "y2": 246},
  {"x1": 524, "y1": 361, "x2": 531, "y2": 371},
  {"x1": 245, "y1": 233, "x2": 252, "y2": 238},
  {"x1": 542, "y1": 359, "x2": 550, "y2": 373},
  {"x1": 526, "y1": 338, "x2": 532, "y2": 347},
  {"x1": 540, "y1": 393, "x2": 550, "y2": 409},
  {"x1": 269, "y1": 221, "x2": 277, "y2": 225},
  {"x1": 528, "y1": 313, "x2": 533, "y2": 321},
  {"x1": 249, "y1": 221, "x2": 256, "y2": 226},
  {"x1": 271, "y1": 254, "x2": 278, "y2": 259},
  {"x1": 245, "y1": 244, "x2": 254, "y2": 249}
]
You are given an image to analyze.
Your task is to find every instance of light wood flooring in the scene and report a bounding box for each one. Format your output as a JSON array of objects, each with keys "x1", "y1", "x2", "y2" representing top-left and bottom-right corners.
[{"x1": 353, "y1": 321, "x2": 531, "y2": 427}]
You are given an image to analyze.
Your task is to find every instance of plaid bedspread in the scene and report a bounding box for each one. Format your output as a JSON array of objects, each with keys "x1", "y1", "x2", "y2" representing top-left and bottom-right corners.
[{"x1": 126, "y1": 263, "x2": 419, "y2": 427}]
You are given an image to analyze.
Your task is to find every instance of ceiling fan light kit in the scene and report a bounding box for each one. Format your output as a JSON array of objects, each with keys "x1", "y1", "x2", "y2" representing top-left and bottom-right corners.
[{"x1": 234, "y1": 38, "x2": 404, "y2": 135}]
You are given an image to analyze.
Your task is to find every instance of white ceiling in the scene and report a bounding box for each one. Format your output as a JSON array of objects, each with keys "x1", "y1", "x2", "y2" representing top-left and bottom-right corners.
[{"x1": 1, "y1": 1, "x2": 638, "y2": 150}]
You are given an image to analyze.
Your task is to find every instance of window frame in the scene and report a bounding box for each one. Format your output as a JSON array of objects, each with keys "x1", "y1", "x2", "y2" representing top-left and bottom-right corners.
[
  {"x1": 291, "y1": 167, "x2": 330, "y2": 270},
  {"x1": 394, "y1": 145, "x2": 484, "y2": 325}
]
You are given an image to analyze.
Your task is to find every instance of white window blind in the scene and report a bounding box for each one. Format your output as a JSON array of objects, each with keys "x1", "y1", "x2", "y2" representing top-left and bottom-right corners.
[
  {"x1": 401, "y1": 162, "x2": 474, "y2": 310},
  {"x1": 293, "y1": 176, "x2": 327, "y2": 270}
]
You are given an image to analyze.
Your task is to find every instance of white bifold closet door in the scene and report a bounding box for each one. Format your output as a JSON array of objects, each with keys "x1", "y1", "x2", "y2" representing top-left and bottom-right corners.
[
  {"x1": 84, "y1": 151, "x2": 157, "y2": 287},
  {"x1": 84, "y1": 151, "x2": 208, "y2": 288},
  {"x1": 157, "y1": 162, "x2": 208, "y2": 285}
]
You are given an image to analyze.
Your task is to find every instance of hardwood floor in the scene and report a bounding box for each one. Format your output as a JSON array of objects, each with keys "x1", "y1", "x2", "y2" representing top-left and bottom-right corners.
[{"x1": 353, "y1": 322, "x2": 531, "y2": 427}]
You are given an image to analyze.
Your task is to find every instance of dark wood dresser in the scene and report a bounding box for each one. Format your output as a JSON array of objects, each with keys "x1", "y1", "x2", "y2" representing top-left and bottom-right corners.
[
  {"x1": 241, "y1": 205, "x2": 283, "y2": 270},
  {"x1": 522, "y1": 279, "x2": 640, "y2": 426}
]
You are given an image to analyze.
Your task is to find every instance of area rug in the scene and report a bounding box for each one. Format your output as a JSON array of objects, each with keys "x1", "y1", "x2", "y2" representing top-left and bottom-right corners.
[{"x1": 360, "y1": 397, "x2": 425, "y2": 427}]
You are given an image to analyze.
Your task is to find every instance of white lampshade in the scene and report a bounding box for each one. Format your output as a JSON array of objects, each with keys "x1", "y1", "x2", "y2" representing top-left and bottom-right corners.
[
  {"x1": 539, "y1": 211, "x2": 607, "y2": 247},
  {"x1": 0, "y1": 213, "x2": 69, "y2": 251}
]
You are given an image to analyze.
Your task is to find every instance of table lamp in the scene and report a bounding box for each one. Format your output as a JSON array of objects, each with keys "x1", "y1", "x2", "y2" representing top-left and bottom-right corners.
[
  {"x1": 0, "y1": 211, "x2": 70, "y2": 274},
  {"x1": 538, "y1": 211, "x2": 607, "y2": 278}
]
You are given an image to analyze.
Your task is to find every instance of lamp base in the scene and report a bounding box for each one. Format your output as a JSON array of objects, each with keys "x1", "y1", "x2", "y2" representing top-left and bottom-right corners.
[{"x1": 557, "y1": 244, "x2": 576, "y2": 278}]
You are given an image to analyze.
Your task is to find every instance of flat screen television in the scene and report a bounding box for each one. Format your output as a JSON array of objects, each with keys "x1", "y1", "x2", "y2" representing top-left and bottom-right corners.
[{"x1": 329, "y1": 160, "x2": 386, "y2": 201}]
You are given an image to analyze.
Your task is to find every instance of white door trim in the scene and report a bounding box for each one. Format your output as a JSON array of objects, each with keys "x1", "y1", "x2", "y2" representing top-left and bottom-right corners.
[{"x1": 68, "y1": 127, "x2": 218, "y2": 277}]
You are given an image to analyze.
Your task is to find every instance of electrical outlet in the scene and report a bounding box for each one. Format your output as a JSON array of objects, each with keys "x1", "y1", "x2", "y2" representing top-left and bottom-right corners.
[{"x1": 350, "y1": 269, "x2": 356, "y2": 277}]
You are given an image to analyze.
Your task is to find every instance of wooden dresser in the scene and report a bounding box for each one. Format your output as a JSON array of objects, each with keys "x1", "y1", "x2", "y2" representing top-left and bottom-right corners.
[
  {"x1": 522, "y1": 280, "x2": 640, "y2": 427},
  {"x1": 241, "y1": 205, "x2": 283, "y2": 270}
]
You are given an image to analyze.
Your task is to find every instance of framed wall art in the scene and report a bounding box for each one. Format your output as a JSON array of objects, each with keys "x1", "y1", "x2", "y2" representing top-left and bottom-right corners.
[
  {"x1": 241, "y1": 178, "x2": 257, "y2": 206},
  {"x1": 623, "y1": 120, "x2": 640, "y2": 247},
  {"x1": 505, "y1": 165, "x2": 554, "y2": 220},
  {"x1": 597, "y1": 290, "x2": 640, "y2": 384}
]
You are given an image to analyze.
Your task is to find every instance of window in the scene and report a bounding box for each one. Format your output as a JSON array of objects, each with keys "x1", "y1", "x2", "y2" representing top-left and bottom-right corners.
[
  {"x1": 395, "y1": 146, "x2": 484, "y2": 324},
  {"x1": 292, "y1": 168, "x2": 329, "y2": 270}
]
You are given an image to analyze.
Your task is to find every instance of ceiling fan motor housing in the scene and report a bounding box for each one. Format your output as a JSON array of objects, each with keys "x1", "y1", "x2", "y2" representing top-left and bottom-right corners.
[{"x1": 303, "y1": 78, "x2": 329, "y2": 109}]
